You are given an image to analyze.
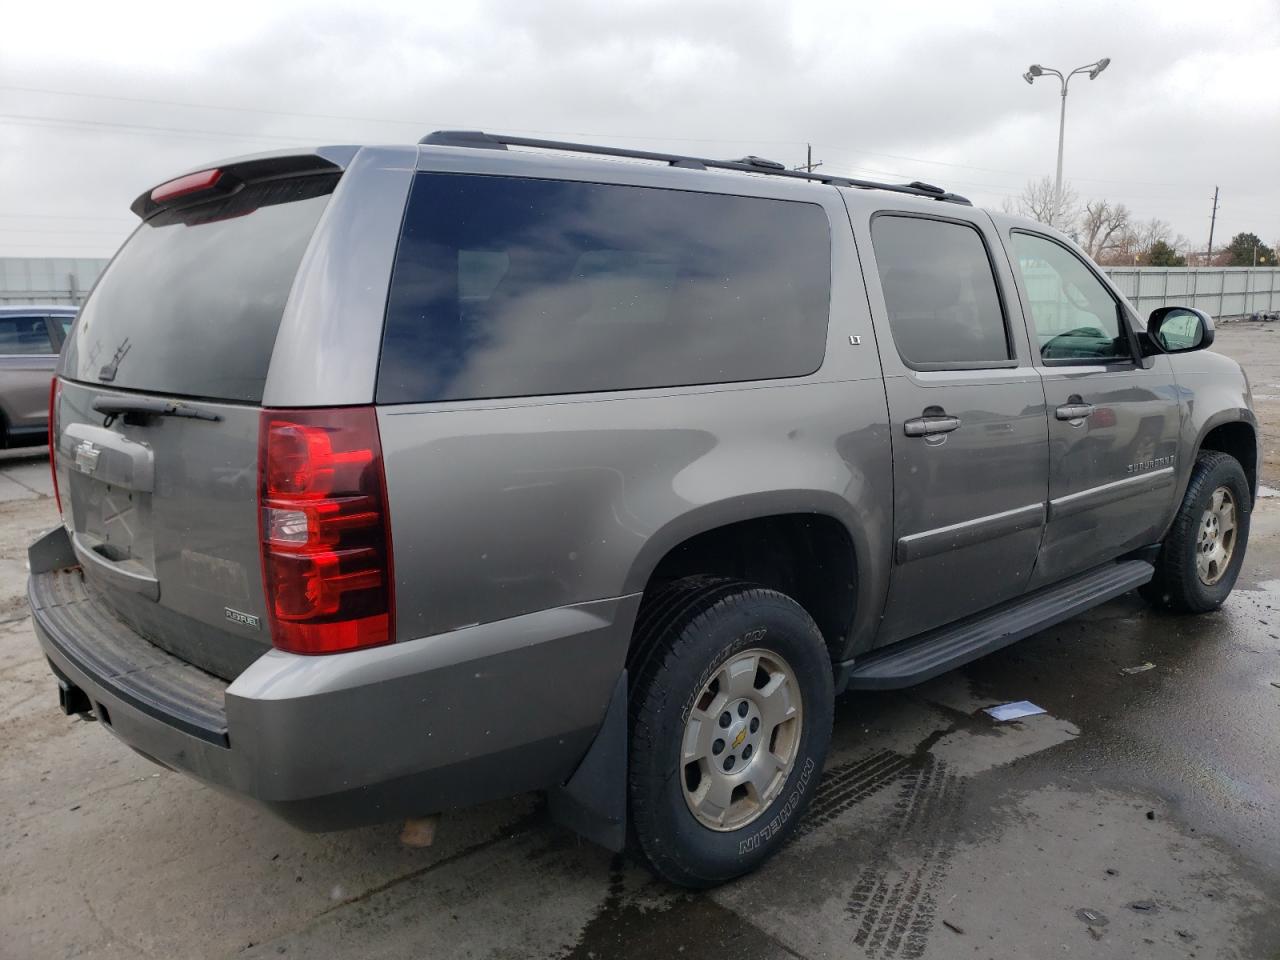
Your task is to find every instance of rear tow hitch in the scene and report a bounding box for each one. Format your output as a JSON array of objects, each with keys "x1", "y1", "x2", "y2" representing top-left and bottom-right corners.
[{"x1": 57, "y1": 679, "x2": 92, "y2": 717}]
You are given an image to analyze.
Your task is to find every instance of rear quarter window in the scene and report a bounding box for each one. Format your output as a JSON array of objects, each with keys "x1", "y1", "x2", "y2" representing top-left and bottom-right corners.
[{"x1": 377, "y1": 174, "x2": 832, "y2": 403}]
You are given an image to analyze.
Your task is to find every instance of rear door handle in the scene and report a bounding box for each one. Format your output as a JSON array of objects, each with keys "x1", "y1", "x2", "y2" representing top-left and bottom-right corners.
[
  {"x1": 1055, "y1": 402, "x2": 1096, "y2": 422},
  {"x1": 904, "y1": 415, "x2": 962, "y2": 437}
]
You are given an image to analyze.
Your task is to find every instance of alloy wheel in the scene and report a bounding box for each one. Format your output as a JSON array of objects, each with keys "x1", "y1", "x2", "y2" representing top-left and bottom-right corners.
[
  {"x1": 680, "y1": 648, "x2": 803, "y2": 831},
  {"x1": 1196, "y1": 485, "x2": 1237, "y2": 586}
]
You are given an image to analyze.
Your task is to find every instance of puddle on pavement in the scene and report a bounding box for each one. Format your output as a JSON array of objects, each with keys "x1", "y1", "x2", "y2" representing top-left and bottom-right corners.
[
  {"x1": 928, "y1": 714, "x2": 1079, "y2": 778},
  {"x1": 565, "y1": 861, "x2": 792, "y2": 960}
]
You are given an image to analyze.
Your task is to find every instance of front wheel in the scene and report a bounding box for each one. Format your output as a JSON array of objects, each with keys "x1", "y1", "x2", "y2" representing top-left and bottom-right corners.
[
  {"x1": 1141, "y1": 451, "x2": 1251, "y2": 612},
  {"x1": 627, "y1": 578, "x2": 834, "y2": 888}
]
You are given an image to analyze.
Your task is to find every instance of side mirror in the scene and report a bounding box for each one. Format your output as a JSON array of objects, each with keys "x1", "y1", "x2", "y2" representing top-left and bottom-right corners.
[{"x1": 1147, "y1": 306, "x2": 1214, "y2": 354}]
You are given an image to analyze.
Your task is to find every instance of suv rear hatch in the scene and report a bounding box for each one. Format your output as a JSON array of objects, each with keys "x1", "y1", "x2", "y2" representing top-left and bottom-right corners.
[{"x1": 54, "y1": 158, "x2": 344, "y2": 680}]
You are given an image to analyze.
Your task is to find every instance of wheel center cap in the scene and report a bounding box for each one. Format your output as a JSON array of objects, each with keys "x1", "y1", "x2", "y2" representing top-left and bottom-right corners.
[{"x1": 731, "y1": 726, "x2": 748, "y2": 750}]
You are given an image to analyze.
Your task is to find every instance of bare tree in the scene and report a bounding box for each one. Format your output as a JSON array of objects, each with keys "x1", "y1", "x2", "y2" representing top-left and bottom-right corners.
[
  {"x1": 1099, "y1": 226, "x2": 1142, "y2": 265},
  {"x1": 1129, "y1": 219, "x2": 1171, "y2": 265},
  {"x1": 1136, "y1": 218, "x2": 1172, "y2": 255},
  {"x1": 1079, "y1": 200, "x2": 1130, "y2": 259},
  {"x1": 1091, "y1": 212, "x2": 1177, "y2": 266},
  {"x1": 1003, "y1": 176, "x2": 1080, "y2": 232}
]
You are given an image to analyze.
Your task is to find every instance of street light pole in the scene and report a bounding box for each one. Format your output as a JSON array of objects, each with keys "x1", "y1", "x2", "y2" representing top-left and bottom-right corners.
[
  {"x1": 1023, "y1": 58, "x2": 1111, "y2": 207},
  {"x1": 1055, "y1": 83, "x2": 1068, "y2": 198}
]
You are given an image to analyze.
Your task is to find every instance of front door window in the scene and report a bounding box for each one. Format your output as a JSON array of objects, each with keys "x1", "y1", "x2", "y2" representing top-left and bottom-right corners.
[{"x1": 1010, "y1": 232, "x2": 1130, "y2": 363}]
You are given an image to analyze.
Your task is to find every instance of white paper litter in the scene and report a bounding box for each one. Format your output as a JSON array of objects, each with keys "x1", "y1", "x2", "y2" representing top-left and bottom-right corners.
[{"x1": 984, "y1": 700, "x2": 1047, "y2": 722}]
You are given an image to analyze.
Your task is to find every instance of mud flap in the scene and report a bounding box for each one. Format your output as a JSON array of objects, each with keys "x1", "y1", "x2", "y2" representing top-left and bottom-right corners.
[{"x1": 547, "y1": 669, "x2": 627, "y2": 851}]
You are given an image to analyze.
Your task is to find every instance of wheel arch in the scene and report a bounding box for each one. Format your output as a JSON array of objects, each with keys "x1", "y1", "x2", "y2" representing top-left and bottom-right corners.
[
  {"x1": 1195, "y1": 410, "x2": 1259, "y2": 500},
  {"x1": 622, "y1": 492, "x2": 877, "y2": 663}
]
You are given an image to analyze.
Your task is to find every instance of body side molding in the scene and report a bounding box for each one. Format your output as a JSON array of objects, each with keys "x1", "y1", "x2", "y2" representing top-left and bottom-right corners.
[
  {"x1": 895, "y1": 502, "x2": 1045, "y2": 564},
  {"x1": 1048, "y1": 467, "x2": 1175, "y2": 521}
]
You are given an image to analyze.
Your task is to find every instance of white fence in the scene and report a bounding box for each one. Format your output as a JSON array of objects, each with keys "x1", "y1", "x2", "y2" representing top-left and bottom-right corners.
[
  {"x1": 0, "y1": 257, "x2": 109, "y2": 306},
  {"x1": 1103, "y1": 267, "x2": 1280, "y2": 320}
]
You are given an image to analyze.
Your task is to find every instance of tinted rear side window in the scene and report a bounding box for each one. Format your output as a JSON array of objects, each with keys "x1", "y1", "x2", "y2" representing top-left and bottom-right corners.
[
  {"x1": 64, "y1": 175, "x2": 337, "y2": 402},
  {"x1": 871, "y1": 215, "x2": 1010, "y2": 368},
  {"x1": 377, "y1": 174, "x2": 831, "y2": 404}
]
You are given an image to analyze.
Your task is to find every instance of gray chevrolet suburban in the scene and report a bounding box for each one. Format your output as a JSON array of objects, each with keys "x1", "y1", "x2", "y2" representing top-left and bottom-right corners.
[{"x1": 30, "y1": 132, "x2": 1257, "y2": 888}]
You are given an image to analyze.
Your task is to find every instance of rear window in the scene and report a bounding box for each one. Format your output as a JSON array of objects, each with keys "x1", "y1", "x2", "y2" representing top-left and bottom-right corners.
[
  {"x1": 64, "y1": 175, "x2": 337, "y2": 402},
  {"x1": 377, "y1": 173, "x2": 831, "y2": 404}
]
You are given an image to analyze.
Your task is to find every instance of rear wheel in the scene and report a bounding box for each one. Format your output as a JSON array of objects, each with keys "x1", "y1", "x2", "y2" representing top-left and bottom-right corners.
[
  {"x1": 627, "y1": 577, "x2": 833, "y2": 888},
  {"x1": 1141, "y1": 451, "x2": 1251, "y2": 612}
]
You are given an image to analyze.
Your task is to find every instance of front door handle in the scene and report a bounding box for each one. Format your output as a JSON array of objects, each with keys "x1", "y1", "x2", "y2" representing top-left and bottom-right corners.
[
  {"x1": 1055, "y1": 401, "x2": 1096, "y2": 422},
  {"x1": 904, "y1": 414, "x2": 962, "y2": 437}
]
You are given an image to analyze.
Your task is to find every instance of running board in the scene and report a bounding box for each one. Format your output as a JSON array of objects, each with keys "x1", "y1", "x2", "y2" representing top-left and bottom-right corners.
[{"x1": 835, "y1": 560, "x2": 1154, "y2": 692}]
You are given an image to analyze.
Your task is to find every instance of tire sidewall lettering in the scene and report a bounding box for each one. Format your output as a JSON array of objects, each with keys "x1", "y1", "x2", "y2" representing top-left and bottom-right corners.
[
  {"x1": 630, "y1": 582, "x2": 834, "y2": 886},
  {"x1": 737, "y1": 755, "x2": 816, "y2": 855}
]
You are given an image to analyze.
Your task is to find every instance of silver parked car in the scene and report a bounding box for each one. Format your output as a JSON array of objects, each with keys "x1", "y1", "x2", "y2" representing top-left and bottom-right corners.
[
  {"x1": 0, "y1": 305, "x2": 75, "y2": 447},
  {"x1": 30, "y1": 133, "x2": 1257, "y2": 887}
]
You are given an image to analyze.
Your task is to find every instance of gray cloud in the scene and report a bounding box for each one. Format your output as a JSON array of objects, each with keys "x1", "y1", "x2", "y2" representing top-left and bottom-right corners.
[{"x1": 1, "y1": 0, "x2": 1276, "y2": 258}]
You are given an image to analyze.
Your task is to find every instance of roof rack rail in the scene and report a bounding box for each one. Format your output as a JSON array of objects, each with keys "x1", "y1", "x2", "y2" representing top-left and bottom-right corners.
[{"x1": 419, "y1": 130, "x2": 972, "y2": 206}]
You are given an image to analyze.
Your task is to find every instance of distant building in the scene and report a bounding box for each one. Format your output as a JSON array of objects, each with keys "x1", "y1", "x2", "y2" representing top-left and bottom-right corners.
[{"x1": 0, "y1": 257, "x2": 110, "y2": 305}]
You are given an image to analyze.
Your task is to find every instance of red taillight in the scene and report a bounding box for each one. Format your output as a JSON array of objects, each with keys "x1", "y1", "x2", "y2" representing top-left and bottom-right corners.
[
  {"x1": 258, "y1": 407, "x2": 394, "y2": 655},
  {"x1": 150, "y1": 168, "x2": 223, "y2": 204},
  {"x1": 48, "y1": 378, "x2": 61, "y2": 513}
]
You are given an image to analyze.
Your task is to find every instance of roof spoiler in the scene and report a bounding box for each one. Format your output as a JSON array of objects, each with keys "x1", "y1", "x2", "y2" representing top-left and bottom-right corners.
[{"x1": 130, "y1": 146, "x2": 359, "y2": 219}]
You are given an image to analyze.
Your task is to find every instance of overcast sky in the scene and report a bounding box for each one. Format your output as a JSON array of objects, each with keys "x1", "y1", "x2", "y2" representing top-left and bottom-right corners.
[{"x1": 1, "y1": 0, "x2": 1277, "y2": 260}]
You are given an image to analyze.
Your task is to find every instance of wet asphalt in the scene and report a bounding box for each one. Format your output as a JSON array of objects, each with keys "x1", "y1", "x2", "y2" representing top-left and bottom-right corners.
[{"x1": 2, "y1": 324, "x2": 1280, "y2": 959}]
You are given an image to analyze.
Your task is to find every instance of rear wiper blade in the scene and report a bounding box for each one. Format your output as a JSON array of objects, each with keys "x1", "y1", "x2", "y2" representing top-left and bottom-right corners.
[{"x1": 91, "y1": 396, "x2": 222, "y2": 425}]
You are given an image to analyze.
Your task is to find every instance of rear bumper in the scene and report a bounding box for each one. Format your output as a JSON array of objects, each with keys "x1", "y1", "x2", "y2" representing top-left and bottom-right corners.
[{"x1": 29, "y1": 527, "x2": 639, "y2": 830}]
